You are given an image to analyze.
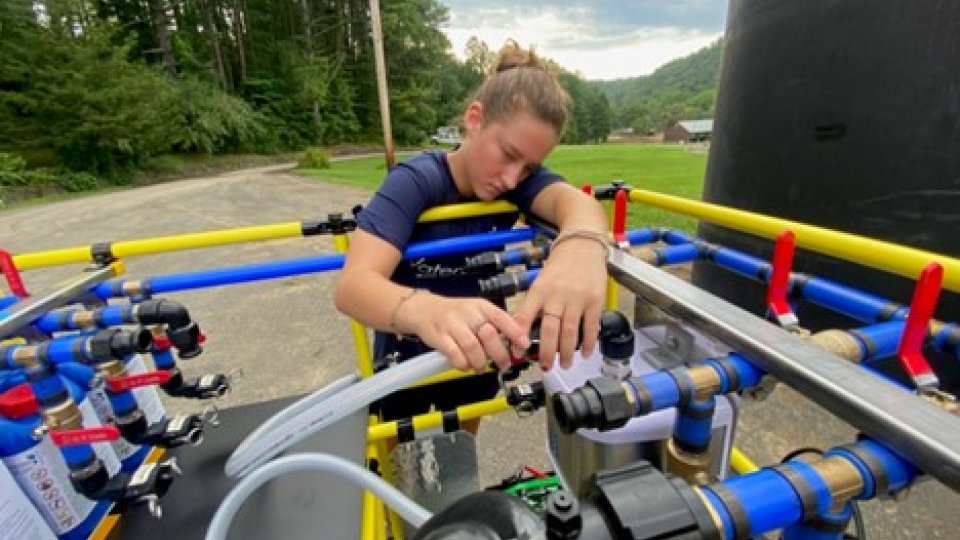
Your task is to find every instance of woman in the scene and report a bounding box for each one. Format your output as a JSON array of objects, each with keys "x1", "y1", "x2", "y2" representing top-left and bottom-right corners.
[{"x1": 335, "y1": 41, "x2": 608, "y2": 423}]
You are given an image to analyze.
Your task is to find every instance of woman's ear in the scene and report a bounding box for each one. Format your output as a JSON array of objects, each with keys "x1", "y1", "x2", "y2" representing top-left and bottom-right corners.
[{"x1": 463, "y1": 101, "x2": 484, "y2": 133}]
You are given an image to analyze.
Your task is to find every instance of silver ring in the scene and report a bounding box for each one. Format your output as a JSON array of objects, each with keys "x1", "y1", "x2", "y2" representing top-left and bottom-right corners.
[
  {"x1": 543, "y1": 311, "x2": 562, "y2": 320},
  {"x1": 471, "y1": 319, "x2": 489, "y2": 334}
]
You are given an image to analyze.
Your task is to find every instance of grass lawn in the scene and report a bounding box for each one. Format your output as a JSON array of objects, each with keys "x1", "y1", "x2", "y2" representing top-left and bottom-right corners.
[{"x1": 298, "y1": 143, "x2": 708, "y2": 233}]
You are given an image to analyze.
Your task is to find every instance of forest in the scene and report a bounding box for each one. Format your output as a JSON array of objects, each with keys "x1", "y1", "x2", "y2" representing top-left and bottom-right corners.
[
  {"x1": 0, "y1": 0, "x2": 610, "y2": 188},
  {"x1": 594, "y1": 40, "x2": 723, "y2": 134}
]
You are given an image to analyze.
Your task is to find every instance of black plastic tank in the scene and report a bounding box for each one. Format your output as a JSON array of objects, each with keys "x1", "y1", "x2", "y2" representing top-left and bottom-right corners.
[{"x1": 693, "y1": 0, "x2": 960, "y2": 389}]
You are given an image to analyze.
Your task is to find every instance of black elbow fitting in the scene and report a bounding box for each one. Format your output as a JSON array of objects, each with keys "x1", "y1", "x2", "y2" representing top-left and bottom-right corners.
[
  {"x1": 137, "y1": 299, "x2": 203, "y2": 358},
  {"x1": 90, "y1": 328, "x2": 152, "y2": 362},
  {"x1": 551, "y1": 376, "x2": 632, "y2": 433},
  {"x1": 599, "y1": 311, "x2": 634, "y2": 360},
  {"x1": 166, "y1": 321, "x2": 202, "y2": 359}
]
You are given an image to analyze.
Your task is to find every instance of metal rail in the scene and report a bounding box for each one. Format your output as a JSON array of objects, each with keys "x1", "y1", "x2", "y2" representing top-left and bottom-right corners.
[
  {"x1": 0, "y1": 263, "x2": 121, "y2": 339},
  {"x1": 607, "y1": 249, "x2": 960, "y2": 491}
]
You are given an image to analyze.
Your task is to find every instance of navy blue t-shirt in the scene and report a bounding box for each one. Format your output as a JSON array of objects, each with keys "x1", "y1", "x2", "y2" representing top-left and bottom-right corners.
[{"x1": 355, "y1": 151, "x2": 561, "y2": 366}]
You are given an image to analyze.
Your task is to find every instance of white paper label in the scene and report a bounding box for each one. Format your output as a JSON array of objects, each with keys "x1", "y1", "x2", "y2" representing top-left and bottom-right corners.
[
  {"x1": 0, "y1": 461, "x2": 56, "y2": 540},
  {"x1": 4, "y1": 437, "x2": 96, "y2": 535}
]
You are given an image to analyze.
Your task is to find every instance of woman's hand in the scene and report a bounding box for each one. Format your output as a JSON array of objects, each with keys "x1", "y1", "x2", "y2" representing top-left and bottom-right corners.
[
  {"x1": 401, "y1": 293, "x2": 531, "y2": 372},
  {"x1": 514, "y1": 238, "x2": 607, "y2": 370}
]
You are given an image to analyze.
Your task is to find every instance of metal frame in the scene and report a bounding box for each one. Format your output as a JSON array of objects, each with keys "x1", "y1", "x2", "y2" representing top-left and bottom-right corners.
[{"x1": 607, "y1": 248, "x2": 960, "y2": 491}]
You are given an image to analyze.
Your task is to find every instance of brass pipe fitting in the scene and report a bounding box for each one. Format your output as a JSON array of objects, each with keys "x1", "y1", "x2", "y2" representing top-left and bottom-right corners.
[
  {"x1": 809, "y1": 330, "x2": 863, "y2": 362},
  {"x1": 95, "y1": 359, "x2": 127, "y2": 378},
  {"x1": 44, "y1": 399, "x2": 84, "y2": 431},
  {"x1": 72, "y1": 311, "x2": 96, "y2": 328},
  {"x1": 122, "y1": 280, "x2": 146, "y2": 297},
  {"x1": 811, "y1": 456, "x2": 865, "y2": 512},
  {"x1": 687, "y1": 365, "x2": 723, "y2": 401},
  {"x1": 10, "y1": 346, "x2": 40, "y2": 369},
  {"x1": 664, "y1": 438, "x2": 713, "y2": 485}
]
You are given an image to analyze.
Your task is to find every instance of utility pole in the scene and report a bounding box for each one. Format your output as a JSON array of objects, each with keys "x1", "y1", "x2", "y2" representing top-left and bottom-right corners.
[{"x1": 369, "y1": 0, "x2": 395, "y2": 169}]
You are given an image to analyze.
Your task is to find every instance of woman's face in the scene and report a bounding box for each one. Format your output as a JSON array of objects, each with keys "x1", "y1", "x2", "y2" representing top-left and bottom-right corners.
[{"x1": 462, "y1": 103, "x2": 558, "y2": 200}]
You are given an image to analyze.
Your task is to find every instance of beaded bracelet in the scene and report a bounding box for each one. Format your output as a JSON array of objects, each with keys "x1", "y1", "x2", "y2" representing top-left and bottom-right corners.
[{"x1": 551, "y1": 229, "x2": 612, "y2": 258}]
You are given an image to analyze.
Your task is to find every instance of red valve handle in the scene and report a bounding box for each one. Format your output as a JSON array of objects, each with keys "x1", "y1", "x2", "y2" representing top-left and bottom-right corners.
[
  {"x1": 50, "y1": 426, "x2": 120, "y2": 447},
  {"x1": 581, "y1": 184, "x2": 593, "y2": 196},
  {"x1": 0, "y1": 249, "x2": 28, "y2": 297},
  {"x1": 897, "y1": 262, "x2": 943, "y2": 391},
  {"x1": 613, "y1": 189, "x2": 629, "y2": 248},
  {"x1": 767, "y1": 230, "x2": 798, "y2": 327},
  {"x1": 105, "y1": 370, "x2": 173, "y2": 392}
]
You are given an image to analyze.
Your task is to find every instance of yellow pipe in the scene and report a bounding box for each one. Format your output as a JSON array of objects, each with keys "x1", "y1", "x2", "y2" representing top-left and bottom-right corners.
[
  {"x1": 629, "y1": 189, "x2": 960, "y2": 294},
  {"x1": 360, "y1": 454, "x2": 380, "y2": 540},
  {"x1": 730, "y1": 446, "x2": 760, "y2": 474},
  {"x1": 361, "y1": 416, "x2": 382, "y2": 540},
  {"x1": 14, "y1": 200, "x2": 517, "y2": 271},
  {"x1": 333, "y1": 233, "x2": 375, "y2": 378},
  {"x1": 374, "y1": 492, "x2": 387, "y2": 540},
  {"x1": 605, "y1": 276, "x2": 619, "y2": 310},
  {"x1": 371, "y1": 426, "x2": 405, "y2": 540},
  {"x1": 605, "y1": 199, "x2": 620, "y2": 309},
  {"x1": 13, "y1": 222, "x2": 305, "y2": 271},
  {"x1": 367, "y1": 397, "x2": 512, "y2": 442},
  {"x1": 418, "y1": 201, "x2": 517, "y2": 222}
]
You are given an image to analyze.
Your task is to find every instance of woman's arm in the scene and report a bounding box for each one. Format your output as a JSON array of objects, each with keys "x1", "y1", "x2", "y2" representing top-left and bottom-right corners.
[
  {"x1": 334, "y1": 229, "x2": 529, "y2": 371},
  {"x1": 513, "y1": 181, "x2": 609, "y2": 370}
]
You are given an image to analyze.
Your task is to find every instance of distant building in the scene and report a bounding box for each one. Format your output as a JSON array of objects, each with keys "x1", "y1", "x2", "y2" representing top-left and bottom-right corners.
[
  {"x1": 663, "y1": 119, "x2": 714, "y2": 143},
  {"x1": 430, "y1": 125, "x2": 460, "y2": 145}
]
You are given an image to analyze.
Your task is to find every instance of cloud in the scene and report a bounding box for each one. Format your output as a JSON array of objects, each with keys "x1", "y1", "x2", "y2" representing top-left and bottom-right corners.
[
  {"x1": 439, "y1": 0, "x2": 726, "y2": 79},
  {"x1": 442, "y1": 1, "x2": 727, "y2": 31}
]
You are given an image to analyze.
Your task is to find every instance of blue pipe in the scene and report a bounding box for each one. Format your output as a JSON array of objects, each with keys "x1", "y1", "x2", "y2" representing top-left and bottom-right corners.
[
  {"x1": 21, "y1": 368, "x2": 101, "y2": 472},
  {"x1": 2, "y1": 336, "x2": 146, "y2": 426},
  {"x1": 151, "y1": 346, "x2": 176, "y2": 370},
  {"x1": 799, "y1": 278, "x2": 906, "y2": 325},
  {"x1": 673, "y1": 395, "x2": 715, "y2": 454},
  {"x1": 651, "y1": 243, "x2": 702, "y2": 266},
  {"x1": 662, "y1": 229, "x2": 693, "y2": 245},
  {"x1": 625, "y1": 353, "x2": 765, "y2": 417},
  {"x1": 701, "y1": 439, "x2": 918, "y2": 540},
  {"x1": 401, "y1": 228, "x2": 534, "y2": 259},
  {"x1": 709, "y1": 245, "x2": 768, "y2": 281},
  {"x1": 89, "y1": 228, "x2": 537, "y2": 298},
  {"x1": 626, "y1": 228, "x2": 660, "y2": 246},
  {"x1": 34, "y1": 305, "x2": 135, "y2": 334},
  {"x1": 849, "y1": 320, "x2": 904, "y2": 364},
  {"x1": 655, "y1": 229, "x2": 910, "y2": 327},
  {"x1": 0, "y1": 294, "x2": 18, "y2": 311}
]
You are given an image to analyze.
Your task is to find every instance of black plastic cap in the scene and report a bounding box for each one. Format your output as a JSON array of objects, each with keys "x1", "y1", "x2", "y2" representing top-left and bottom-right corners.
[
  {"x1": 599, "y1": 311, "x2": 634, "y2": 360},
  {"x1": 168, "y1": 321, "x2": 202, "y2": 359},
  {"x1": 546, "y1": 491, "x2": 582, "y2": 539},
  {"x1": 551, "y1": 386, "x2": 601, "y2": 433}
]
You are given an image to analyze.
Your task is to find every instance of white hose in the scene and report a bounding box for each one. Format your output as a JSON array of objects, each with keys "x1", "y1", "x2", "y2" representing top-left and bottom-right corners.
[
  {"x1": 228, "y1": 372, "x2": 357, "y2": 470},
  {"x1": 205, "y1": 453, "x2": 432, "y2": 540},
  {"x1": 225, "y1": 351, "x2": 449, "y2": 478}
]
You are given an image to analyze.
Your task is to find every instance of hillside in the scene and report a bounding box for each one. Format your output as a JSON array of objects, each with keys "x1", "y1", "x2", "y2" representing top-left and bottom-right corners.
[{"x1": 593, "y1": 40, "x2": 723, "y2": 133}]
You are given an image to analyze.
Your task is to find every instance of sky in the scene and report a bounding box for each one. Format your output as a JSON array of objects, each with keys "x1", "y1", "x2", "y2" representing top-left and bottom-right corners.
[{"x1": 439, "y1": 0, "x2": 729, "y2": 81}]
